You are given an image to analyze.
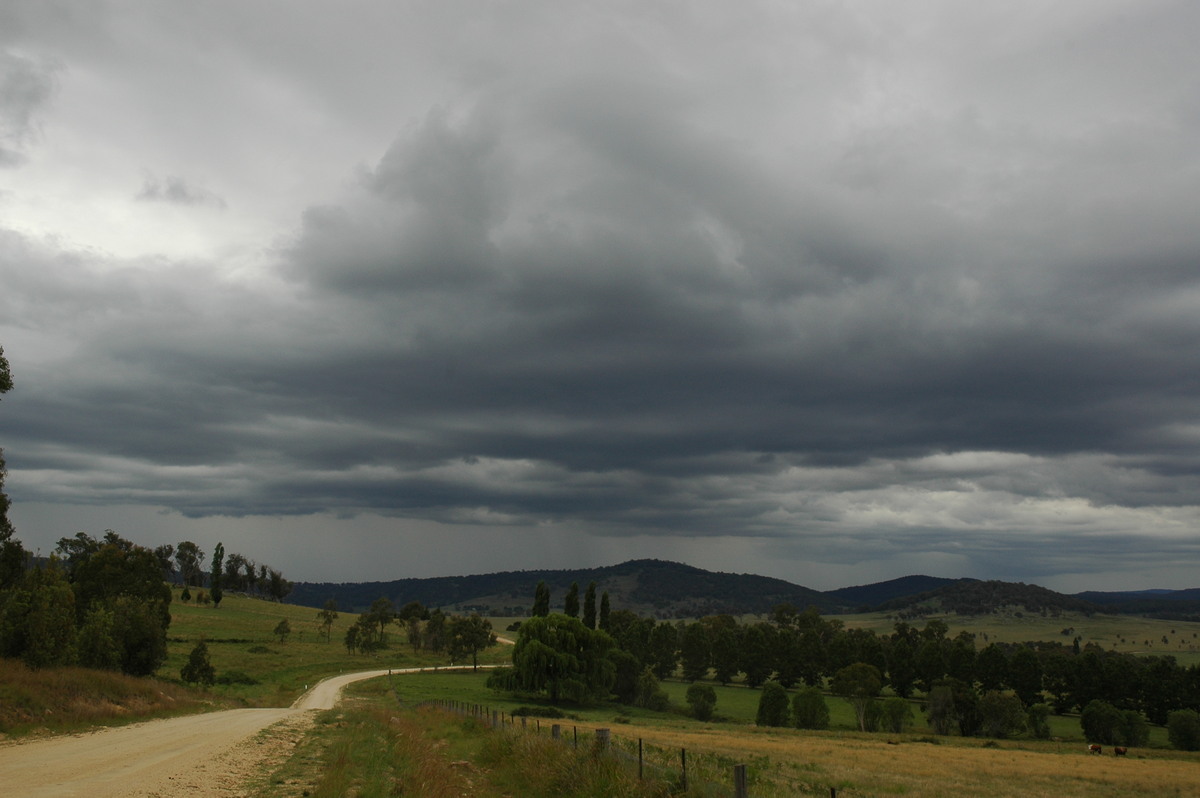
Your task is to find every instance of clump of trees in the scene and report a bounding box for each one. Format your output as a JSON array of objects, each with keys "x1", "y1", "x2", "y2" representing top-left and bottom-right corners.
[{"x1": 1, "y1": 530, "x2": 172, "y2": 676}]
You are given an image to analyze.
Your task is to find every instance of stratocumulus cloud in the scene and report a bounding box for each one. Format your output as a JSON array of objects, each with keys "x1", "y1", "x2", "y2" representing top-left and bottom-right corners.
[{"x1": 1, "y1": 1, "x2": 1199, "y2": 590}]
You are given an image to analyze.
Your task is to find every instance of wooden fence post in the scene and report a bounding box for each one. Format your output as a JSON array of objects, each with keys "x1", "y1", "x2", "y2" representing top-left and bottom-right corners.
[
  {"x1": 638, "y1": 738, "x2": 643, "y2": 779},
  {"x1": 552, "y1": 723, "x2": 561, "y2": 740},
  {"x1": 680, "y1": 748, "x2": 687, "y2": 791},
  {"x1": 733, "y1": 763, "x2": 748, "y2": 798},
  {"x1": 595, "y1": 728, "x2": 610, "y2": 752}
]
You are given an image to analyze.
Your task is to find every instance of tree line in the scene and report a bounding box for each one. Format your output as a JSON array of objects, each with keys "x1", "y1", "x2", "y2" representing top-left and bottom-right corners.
[{"x1": 487, "y1": 581, "x2": 1200, "y2": 749}]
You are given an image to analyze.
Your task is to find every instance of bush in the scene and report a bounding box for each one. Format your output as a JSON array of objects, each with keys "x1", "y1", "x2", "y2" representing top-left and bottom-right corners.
[
  {"x1": 686, "y1": 683, "x2": 717, "y2": 721},
  {"x1": 1026, "y1": 703, "x2": 1052, "y2": 739},
  {"x1": 180, "y1": 640, "x2": 215, "y2": 686},
  {"x1": 512, "y1": 706, "x2": 566, "y2": 718},
  {"x1": 791, "y1": 687, "x2": 830, "y2": 730},
  {"x1": 1118, "y1": 710, "x2": 1150, "y2": 747},
  {"x1": 880, "y1": 696, "x2": 914, "y2": 734},
  {"x1": 977, "y1": 691, "x2": 1025, "y2": 739},
  {"x1": 1168, "y1": 709, "x2": 1200, "y2": 751},
  {"x1": 756, "y1": 681, "x2": 790, "y2": 727},
  {"x1": 215, "y1": 670, "x2": 260, "y2": 685},
  {"x1": 1081, "y1": 700, "x2": 1123, "y2": 745}
]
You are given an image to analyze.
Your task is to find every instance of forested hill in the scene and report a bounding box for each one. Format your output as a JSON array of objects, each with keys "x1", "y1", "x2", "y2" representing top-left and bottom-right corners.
[
  {"x1": 878, "y1": 578, "x2": 1103, "y2": 617},
  {"x1": 824, "y1": 574, "x2": 962, "y2": 609},
  {"x1": 288, "y1": 559, "x2": 838, "y2": 616}
]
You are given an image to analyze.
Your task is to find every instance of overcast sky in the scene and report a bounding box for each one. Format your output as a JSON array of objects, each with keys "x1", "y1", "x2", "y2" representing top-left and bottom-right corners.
[{"x1": 2, "y1": 1, "x2": 1199, "y2": 594}]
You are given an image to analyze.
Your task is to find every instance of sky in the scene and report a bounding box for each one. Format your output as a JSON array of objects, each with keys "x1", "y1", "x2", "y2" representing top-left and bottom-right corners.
[{"x1": 2, "y1": 1, "x2": 1199, "y2": 594}]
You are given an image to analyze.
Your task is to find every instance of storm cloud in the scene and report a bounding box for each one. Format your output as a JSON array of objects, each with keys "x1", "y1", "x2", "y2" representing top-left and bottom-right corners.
[{"x1": 1, "y1": 1, "x2": 1199, "y2": 590}]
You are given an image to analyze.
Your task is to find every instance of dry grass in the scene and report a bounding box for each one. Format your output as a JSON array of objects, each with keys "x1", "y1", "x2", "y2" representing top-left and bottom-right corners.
[
  {"x1": 0, "y1": 657, "x2": 210, "y2": 735},
  {"x1": 563, "y1": 718, "x2": 1200, "y2": 797}
]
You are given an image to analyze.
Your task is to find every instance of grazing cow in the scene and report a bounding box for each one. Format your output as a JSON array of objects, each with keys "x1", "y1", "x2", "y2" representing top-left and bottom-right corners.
[
  {"x1": 1114, "y1": 746, "x2": 1128, "y2": 757},
  {"x1": 1088, "y1": 744, "x2": 1102, "y2": 755}
]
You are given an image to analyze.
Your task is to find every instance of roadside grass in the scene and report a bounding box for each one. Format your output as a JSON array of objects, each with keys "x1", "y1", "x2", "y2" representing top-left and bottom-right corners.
[
  {"x1": 255, "y1": 682, "x2": 673, "y2": 798},
  {"x1": 0, "y1": 657, "x2": 212, "y2": 736},
  {"x1": 260, "y1": 678, "x2": 1200, "y2": 798}
]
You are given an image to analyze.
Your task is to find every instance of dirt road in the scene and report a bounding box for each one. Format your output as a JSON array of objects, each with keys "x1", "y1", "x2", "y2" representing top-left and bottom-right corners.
[{"x1": 0, "y1": 667, "x2": 409, "y2": 798}]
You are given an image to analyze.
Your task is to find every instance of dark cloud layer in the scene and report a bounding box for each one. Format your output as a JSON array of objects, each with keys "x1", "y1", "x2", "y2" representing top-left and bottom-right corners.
[{"x1": 2, "y1": 2, "x2": 1200, "y2": 588}]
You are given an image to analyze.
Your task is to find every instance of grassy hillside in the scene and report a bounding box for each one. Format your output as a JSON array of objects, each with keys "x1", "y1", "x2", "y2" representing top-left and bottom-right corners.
[{"x1": 160, "y1": 588, "x2": 509, "y2": 706}]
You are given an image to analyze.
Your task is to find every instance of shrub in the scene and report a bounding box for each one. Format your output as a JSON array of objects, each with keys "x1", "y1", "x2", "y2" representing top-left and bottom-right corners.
[
  {"x1": 791, "y1": 687, "x2": 830, "y2": 730},
  {"x1": 686, "y1": 683, "x2": 717, "y2": 721},
  {"x1": 977, "y1": 691, "x2": 1025, "y2": 739},
  {"x1": 1118, "y1": 710, "x2": 1149, "y2": 747},
  {"x1": 880, "y1": 696, "x2": 914, "y2": 734},
  {"x1": 1080, "y1": 700, "x2": 1123, "y2": 745},
  {"x1": 1168, "y1": 709, "x2": 1200, "y2": 751},
  {"x1": 180, "y1": 640, "x2": 215, "y2": 685},
  {"x1": 756, "y1": 681, "x2": 790, "y2": 727},
  {"x1": 512, "y1": 706, "x2": 565, "y2": 718},
  {"x1": 215, "y1": 670, "x2": 260, "y2": 685},
  {"x1": 1026, "y1": 703, "x2": 1052, "y2": 739}
]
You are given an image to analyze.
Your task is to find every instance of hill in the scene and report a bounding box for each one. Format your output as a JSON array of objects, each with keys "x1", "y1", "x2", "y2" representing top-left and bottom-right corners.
[
  {"x1": 1073, "y1": 588, "x2": 1200, "y2": 620},
  {"x1": 824, "y1": 574, "x2": 963, "y2": 609},
  {"x1": 878, "y1": 578, "x2": 1103, "y2": 618},
  {"x1": 288, "y1": 558, "x2": 840, "y2": 617}
]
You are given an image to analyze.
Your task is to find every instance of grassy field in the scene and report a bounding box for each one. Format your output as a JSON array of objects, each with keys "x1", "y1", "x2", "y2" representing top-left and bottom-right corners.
[
  {"x1": 837, "y1": 609, "x2": 1200, "y2": 665},
  {"x1": 159, "y1": 589, "x2": 510, "y2": 706},
  {"x1": 255, "y1": 676, "x2": 1200, "y2": 798}
]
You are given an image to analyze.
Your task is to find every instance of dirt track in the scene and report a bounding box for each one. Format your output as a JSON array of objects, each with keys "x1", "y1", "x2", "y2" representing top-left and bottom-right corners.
[{"x1": 0, "y1": 668, "x2": 399, "y2": 798}]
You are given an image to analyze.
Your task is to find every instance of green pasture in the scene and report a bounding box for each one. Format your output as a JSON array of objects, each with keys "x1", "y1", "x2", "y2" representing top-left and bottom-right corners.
[
  {"x1": 839, "y1": 610, "x2": 1200, "y2": 664},
  {"x1": 157, "y1": 590, "x2": 509, "y2": 705}
]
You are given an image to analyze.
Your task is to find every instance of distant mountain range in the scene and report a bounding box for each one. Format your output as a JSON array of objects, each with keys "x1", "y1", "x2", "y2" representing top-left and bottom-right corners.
[{"x1": 286, "y1": 559, "x2": 1200, "y2": 619}]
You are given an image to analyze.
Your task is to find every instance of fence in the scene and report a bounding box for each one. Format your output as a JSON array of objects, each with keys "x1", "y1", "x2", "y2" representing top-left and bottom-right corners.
[{"x1": 423, "y1": 698, "x2": 848, "y2": 797}]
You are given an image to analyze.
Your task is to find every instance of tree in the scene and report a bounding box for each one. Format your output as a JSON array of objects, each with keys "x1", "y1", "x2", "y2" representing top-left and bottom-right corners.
[
  {"x1": 831, "y1": 662, "x2": 883, "y2": 732},
  {"x1": 679, "y1": 622, "x2": 710, "y2": 682},
  {"x1": 647, "y1": 622, "x2": 678, "y2": 680},
  {"x1": 686, "y1": 683, "x2": 717, "y2": 721},
  {"x1": 274, "y1": 618, "x2": 292, "y2": 643},
  {"x1": 447, "y1": 613, "x2": 496, "y2": 669},
  {"x1": 879, "y1": 696, "x2": 914, "y2": 733},
  {"x1": 209, "y1": 542, "x2": 224, "y2": 608},
  {"x1": 564, "y1": 582, "x2": 580, "y2": 618},
  {"x1": 582, "y1": 581, "x2": 597, "y2": 629},
  {"x1": 926, "y1": 685, "x2": 958, "y2": 735},
  {"x1": 1008, "y1": 646, "x2": 1043, "y2": 706},
  {"x1": 975, "y1": 644, "x2": 1008, "y2": 693},
  {"x1": 423, "y1": 609, "x2": 447, "y2": 652},
  {"x1": 0, "y1": 347, "x2": 24, "y2": 591},
  {"x1": 1081, "y1": 699, "x2": 1123, "y2": 745},
  {"x1": 181, "y1": 639, "x2": 216, "y2": 685},
  {"x1": 496, "y1": 613, "x2": 616, "y2": 703},
  {"x1": 885, "y1": 637, "x2": 918, "y2": 698},
  {"x1": 1026, "y1": 703, "x2": 1053, "y2": 739},
  {"x1": 635, "y1": 666, "x2": 669, "y2": 711},
  {"x1": 0, "y1": 560, "x2": 77, "y2": 669},
  {"x1": 76, "y1": 604, "x2": 121, "y2": 670},
  {"x1": 175, "y1": 541, "x2": 204, "y2": 588},
  {"x1": 317, "y1": 599, "x2": 339, "y2": 642},
  {"x1": 756, "y1": 681, "x2": 790, "y2": 727},
  {"x1": 1168, "y1": 709, "x2": 1200, "y2": 751},
  {"x1": 1118, "y1": 710, "x2": 1150, "y2": 747},
  {"x1": 53, "y1": 531, "x2": 171, "y2": 676},
  {"x1": 791, "y1": 686, "x2": 830, "y2": 730},
  {"x1": 152, "y1": 544, "x2": 176, "y2": 583},
  {"x1": 599, "y1": 591, "x2": 611, "y2": 631},
  {"x1": 532, "y1": 581, "x2": 550, "y2": 617},
  {"x1": 978, "y1": 691, "x2": 1026, "y2": 739}
]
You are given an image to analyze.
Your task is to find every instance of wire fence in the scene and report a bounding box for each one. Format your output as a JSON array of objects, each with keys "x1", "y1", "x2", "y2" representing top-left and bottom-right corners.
[{"x1": 420, "y1": 697, "x2": 850, "y2": 797}]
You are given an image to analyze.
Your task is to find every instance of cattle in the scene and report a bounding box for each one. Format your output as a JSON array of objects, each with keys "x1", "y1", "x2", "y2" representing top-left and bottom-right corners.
[
  {"x1": 1088, "y1": 744, "x2": 1102, "y2": 755},
  {"x1": 1114, "y1": 746, "x2": 1128, "y2": 757}
]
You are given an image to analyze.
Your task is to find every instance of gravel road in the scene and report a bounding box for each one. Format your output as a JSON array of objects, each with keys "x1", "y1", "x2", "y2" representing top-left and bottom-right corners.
[{"x1": 0, "y1": 668, "x2": 406, "y2": 797}]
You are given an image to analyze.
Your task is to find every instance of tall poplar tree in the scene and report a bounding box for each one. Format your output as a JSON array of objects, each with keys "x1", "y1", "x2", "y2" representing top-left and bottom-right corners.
[{"x1": 209, "y1": 542, "x2": 224, "y2": 608}]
